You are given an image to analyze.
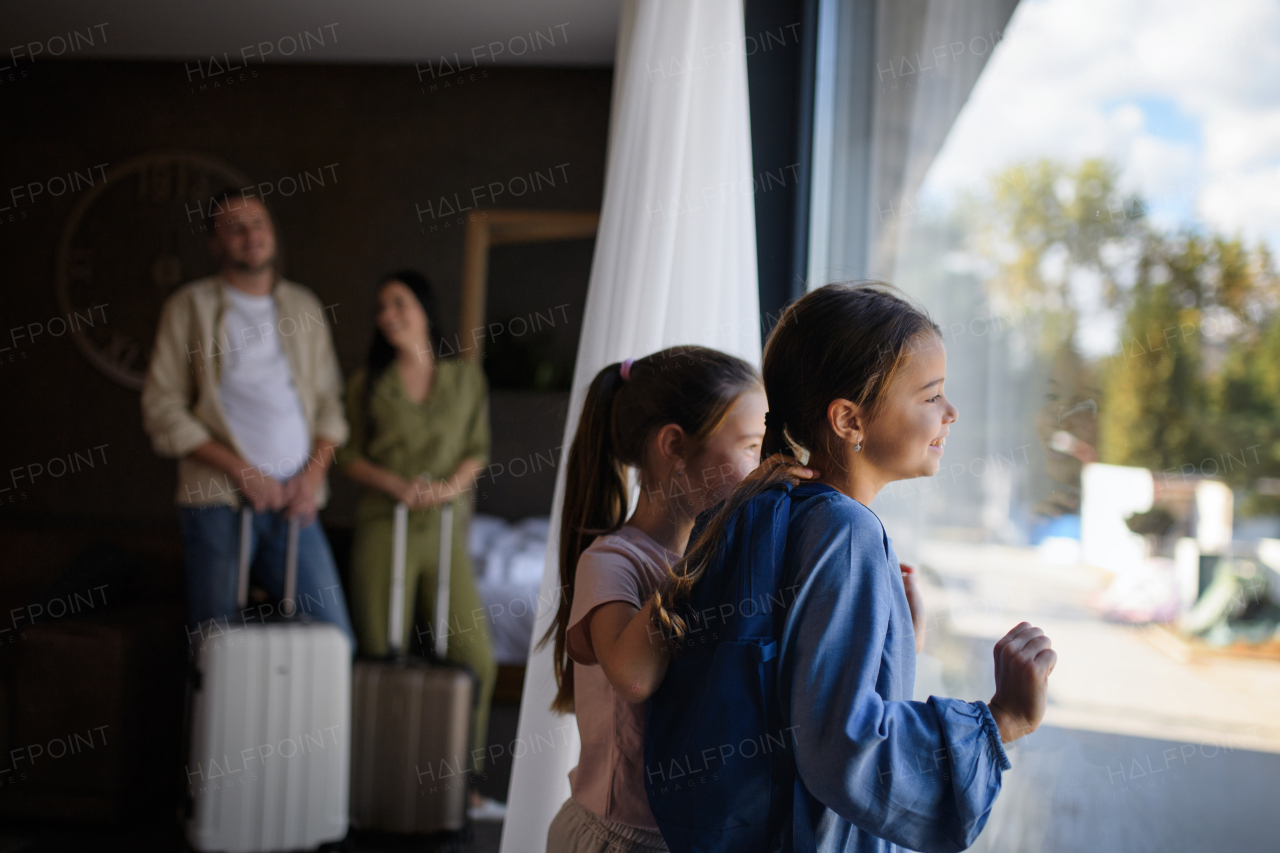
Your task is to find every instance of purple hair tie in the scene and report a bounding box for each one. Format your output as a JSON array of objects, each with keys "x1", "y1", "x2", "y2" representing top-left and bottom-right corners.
[{"x1": 620, "y1": 358, "x2": 635, "y2": 381}]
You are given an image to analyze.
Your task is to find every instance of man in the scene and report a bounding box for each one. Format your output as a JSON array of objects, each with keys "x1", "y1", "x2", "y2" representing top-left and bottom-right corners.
[{"x1": 142, "y1": 189, "x2": 354, "y2": 648}]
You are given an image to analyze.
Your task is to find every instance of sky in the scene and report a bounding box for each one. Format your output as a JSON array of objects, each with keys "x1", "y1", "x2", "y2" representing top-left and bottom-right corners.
[{"x1": 924, "y1": 0, "x2": 1280, "y2": 250}]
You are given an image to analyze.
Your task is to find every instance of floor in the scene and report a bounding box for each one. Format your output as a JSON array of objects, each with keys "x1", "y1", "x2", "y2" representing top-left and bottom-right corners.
[
  {"x1": 3, "y1": 705, "x2": 519, "y2": 853},
  {"x1": 915, "y1": 540, "x2": 1280, "y2": 852},
  {"x1": 0, "y1": 825, "x2": 506, "y2": 853}
]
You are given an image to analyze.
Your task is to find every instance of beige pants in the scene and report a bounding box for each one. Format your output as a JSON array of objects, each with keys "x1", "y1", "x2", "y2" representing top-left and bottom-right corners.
[{"x1": 546, "y1": 797, "x2": 668, "y2": 853}]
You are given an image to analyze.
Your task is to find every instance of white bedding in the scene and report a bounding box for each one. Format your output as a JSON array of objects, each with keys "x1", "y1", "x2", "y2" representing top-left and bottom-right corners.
[{"x1": 468, "y1": 514, "x2": 551, "y2": 665}]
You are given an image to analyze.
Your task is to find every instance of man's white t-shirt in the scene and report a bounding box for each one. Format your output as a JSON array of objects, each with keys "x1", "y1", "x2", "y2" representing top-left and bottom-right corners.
[{"x1": 218, "y1": 284, "x2": 312, "y2": 481}]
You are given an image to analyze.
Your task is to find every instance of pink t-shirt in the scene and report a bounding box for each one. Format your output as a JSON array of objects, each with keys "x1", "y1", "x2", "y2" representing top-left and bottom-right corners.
[{"x1": 565, "y1": 525, "x2": 678, "y2": 830}]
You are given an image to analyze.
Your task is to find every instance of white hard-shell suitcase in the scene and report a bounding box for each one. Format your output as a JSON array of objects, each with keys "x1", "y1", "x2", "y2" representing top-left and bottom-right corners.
[{"x1": 186, "y1": 510, "x2": 352, "y2": 852}]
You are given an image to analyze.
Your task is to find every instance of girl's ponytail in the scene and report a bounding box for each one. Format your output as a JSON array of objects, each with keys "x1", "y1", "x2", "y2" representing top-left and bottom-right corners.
[
  {"x1": 540, "y1": 363, "x2": 630, "y2": 714},
  {"x1": 760, "y1": 409, "x2": 792, "y2": 460},
  {"x1": 540, "y1": 347, "x2": 761, "y2": 714}
]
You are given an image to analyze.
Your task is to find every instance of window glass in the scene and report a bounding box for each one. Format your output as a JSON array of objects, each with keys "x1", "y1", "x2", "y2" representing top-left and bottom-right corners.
[{"x1": 821, "y1": 0, "x2": 1280, "y2": 845}]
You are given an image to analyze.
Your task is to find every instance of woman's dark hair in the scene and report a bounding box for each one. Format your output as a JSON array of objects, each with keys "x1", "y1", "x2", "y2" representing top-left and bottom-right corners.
[
  {"x1": 363, "y1": 270, "x2": 444, "y2": 438},
  {"x1": 540, "y1": 346, "x2": 761, "y2": 714},
  {"x1": 652, "y1": 282, "x2": 941, "y2": 639}
]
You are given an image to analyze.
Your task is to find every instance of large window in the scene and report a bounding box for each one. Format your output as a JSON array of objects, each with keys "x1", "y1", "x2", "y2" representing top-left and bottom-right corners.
[{"x1": 812, "y1": 0, "x2": 1280, "y2": 847}]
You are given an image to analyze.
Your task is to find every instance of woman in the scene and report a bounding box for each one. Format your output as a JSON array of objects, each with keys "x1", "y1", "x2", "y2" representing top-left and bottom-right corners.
[{"x1": 338, "y1": 269, "x2": 502, "y2": 819}]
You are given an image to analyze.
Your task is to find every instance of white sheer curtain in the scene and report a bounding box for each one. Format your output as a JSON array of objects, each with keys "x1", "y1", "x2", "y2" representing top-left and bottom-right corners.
[
  {"x1": 498, "y1": 0, "x2": 760, "y2": 849},
  {"x1": 807, "y1": 0, "x2": 1020, "y2": 285}
]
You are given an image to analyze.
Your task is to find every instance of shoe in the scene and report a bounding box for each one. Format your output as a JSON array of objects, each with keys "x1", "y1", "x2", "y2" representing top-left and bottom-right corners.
[{"x1": 468, "y1": 795, "x2": 507, "y2": 822}]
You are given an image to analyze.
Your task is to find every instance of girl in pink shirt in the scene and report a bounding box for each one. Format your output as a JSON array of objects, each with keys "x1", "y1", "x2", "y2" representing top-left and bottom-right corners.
[{"x1": 543, "y1": 347, "x2": 808, "y2": 853}]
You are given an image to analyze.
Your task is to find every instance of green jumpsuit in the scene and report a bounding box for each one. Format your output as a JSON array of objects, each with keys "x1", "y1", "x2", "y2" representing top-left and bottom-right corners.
[{"x1": 338, "y1": 359, "x2": 497, "y2": 769}]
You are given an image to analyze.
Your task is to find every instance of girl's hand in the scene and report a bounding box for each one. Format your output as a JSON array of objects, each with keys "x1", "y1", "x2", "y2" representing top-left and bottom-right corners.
[
  {"x1": 988, "y1": 622, "x2": 1057, "y2": 742},
  {"x1": 747, "y1": 452, "x2": 820, "y2": 487},
  {"x1": 900, "y1": 563, "x2": 926, "y2": 652}
]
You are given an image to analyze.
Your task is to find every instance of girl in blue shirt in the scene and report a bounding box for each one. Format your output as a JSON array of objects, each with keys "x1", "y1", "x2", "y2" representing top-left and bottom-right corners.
[{"x1": 649, "y1": 283, "x2": 1058, "y2": 853}]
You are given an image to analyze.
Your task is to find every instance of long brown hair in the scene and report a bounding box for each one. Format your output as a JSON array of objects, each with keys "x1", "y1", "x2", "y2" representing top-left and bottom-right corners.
[
  {"x1": 541, "y1": 346, "x2": 761, "y2": 713},
  {"x1": 652, "y1": 283, "x2": 940, "y2": 638}
]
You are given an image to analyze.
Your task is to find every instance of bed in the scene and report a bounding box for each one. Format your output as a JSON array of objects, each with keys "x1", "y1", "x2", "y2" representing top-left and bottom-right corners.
[{"x1": 467, "y1": 514, "x2": 552, "y2": 665}]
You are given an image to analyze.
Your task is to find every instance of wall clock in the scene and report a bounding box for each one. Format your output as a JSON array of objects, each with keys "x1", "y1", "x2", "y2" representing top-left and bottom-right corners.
[{"x1": 55, "y1": 151, "x2": 255, "y2": 390}]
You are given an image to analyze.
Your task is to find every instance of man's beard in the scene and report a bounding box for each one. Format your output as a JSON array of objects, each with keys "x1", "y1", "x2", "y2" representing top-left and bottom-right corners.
[{"x1": 229, "y1": 255, "x2": 276, "y2": 275}]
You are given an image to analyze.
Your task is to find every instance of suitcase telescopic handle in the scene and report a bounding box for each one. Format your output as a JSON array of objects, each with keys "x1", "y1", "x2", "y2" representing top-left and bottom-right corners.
[
  {"x1": 283, "y1": 515, "x2": 300, "y2": 616},
  {"x1": 236, "y1": 507, "x2": 301, "y2": 617},
  {"x1": 387, "y1": 501, "x2": 453, "y2": 659},
  {"x1": 237, "y1": 506, "x2": 253, "y2": 610},
  {"x1": 388, "y1": 502, "x2": 409, "y2": 655},
  {"x1": 435, "y1": 502, "x2": 453, "y2": 660}
]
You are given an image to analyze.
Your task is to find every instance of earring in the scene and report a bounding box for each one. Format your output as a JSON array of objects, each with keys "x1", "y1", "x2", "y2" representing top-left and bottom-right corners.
[{"x1": 853, "y1": 442, "x2": 862, "y2": 452}]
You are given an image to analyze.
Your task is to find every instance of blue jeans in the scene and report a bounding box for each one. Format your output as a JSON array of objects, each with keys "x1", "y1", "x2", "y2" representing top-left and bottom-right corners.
[{"x1": 178, "y1": 505, "x2": 354, "y2": 651}]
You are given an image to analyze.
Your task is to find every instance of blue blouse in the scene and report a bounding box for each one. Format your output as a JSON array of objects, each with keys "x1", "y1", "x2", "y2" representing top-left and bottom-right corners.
[{"x1": 779, "y1": 487, "x2": 1011, "y2": 852}]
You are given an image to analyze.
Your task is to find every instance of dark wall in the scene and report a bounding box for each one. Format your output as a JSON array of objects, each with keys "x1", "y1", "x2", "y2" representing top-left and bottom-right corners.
[{"x1": 0, "y1": 60, "x2": 610, "y2": 528}]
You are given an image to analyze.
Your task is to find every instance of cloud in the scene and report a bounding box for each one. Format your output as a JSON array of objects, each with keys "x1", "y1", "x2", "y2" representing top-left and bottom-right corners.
[
  {"x1": 923, "y1": 0, "x2": 1280, "y2": 247},
  {"x1": 1200, "y1": 164, "x2": 1280, "y2": 240}
]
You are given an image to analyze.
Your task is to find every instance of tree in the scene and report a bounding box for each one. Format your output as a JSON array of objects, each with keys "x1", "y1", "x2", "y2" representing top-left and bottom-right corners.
[
  {"x1": 965, "y1": 159, "x2": 1144, "y2": 517},
  {"x1": 1207, "y1": 243, "x2": 1280, "y2": 509},
  {"x1": 1097, "y1": 232, "x2": 1208, "y2": 469},
  {"x1": 962, "y1": 156, "x2": 1280, "y2": 516},
  {"x1": 971, "y1": 158, "x2": 1140, "y2": 318}
]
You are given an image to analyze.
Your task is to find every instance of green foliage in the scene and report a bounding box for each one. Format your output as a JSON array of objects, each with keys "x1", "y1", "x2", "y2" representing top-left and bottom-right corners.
[
  {"x1": 1097, "y1": 235, "x2": 1207, "y2": 468},
  {"x1": 1208, "y1": 283, "x2": 1280, "y2": 511},
  {"x1": 1100, "y1": 232, "x2": 1280, "y2": 494},
  {"x1": 1124, "y1": 506, "x2": 1177, "y2": 536},
  {"x1": 970, "y1": 158, "x2": 1280, "y2": 511},
  {"x1": 971, "y1": 158, "x2": 1140, "y2": 314}
]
